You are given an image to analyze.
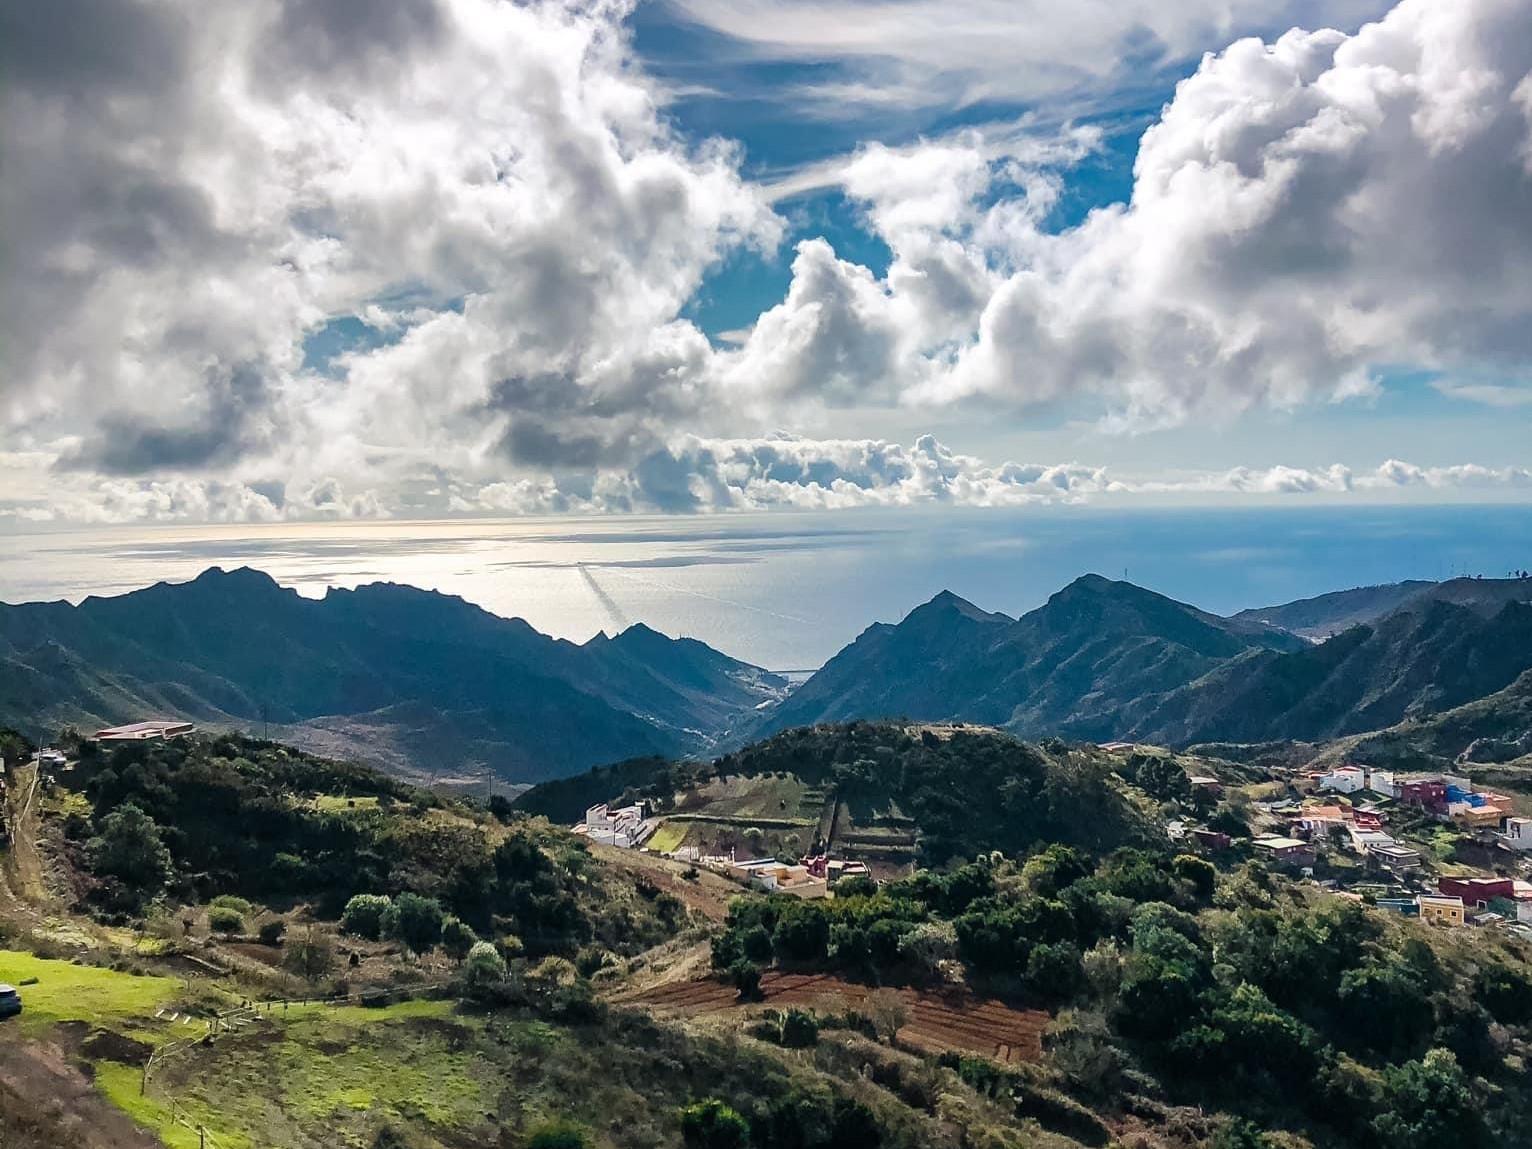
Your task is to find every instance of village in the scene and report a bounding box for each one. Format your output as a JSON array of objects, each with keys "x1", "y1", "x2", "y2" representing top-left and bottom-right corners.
[
  {"x1": 1169, "y1": 762, "x2": 1532, "y2": 939},
  {"x1": 569, "y1": 739, "x2": 1532, "y2": 941}
]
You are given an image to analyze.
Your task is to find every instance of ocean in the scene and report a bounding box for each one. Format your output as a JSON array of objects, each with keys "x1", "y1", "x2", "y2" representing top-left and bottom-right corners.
[{"x1": 3, "y1": 505, "x2": 1531, "y2": 670}]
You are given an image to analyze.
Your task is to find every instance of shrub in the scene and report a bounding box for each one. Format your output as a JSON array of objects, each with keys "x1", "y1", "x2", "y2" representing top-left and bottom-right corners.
[
  {"x1": 729, "y1": 959, "x2": 762, "y2": 1001},
  {"x1": 526, "y1": 1119, "x2": 591, "y2": 1149},
  {"x1": 341, "y1": 894, "x2": 392, "y2": 940},
  {"x1": 574, "y1": 944, "x2": 610, "y2": 978},
  {"x1": 463, "y1": 941, "x2": 510, "y2": 1001},
  {"x1": 207, "y1": 905, "x2": 244, "y2": 934},
  {"x1": 210, "y1": 894, "x2": 254, "y2": 916},
  {"x1": 1026, "y1": 941, "x2": 1084, "y2": 1000},
  {"x1": 283, "y1": 925, "x2": 336, "y2": 981},
  {"x1": 779, "y1": 1008, "x2": 819, "y2": 1048},
  {"x1": 440, "y1": 916, "x2": 478, "y2": 962},
  {"x1": 679, "y1": 1099, "x2": 749, "y2": 1149},
  {"x1": 388, "y1": 893, "x2": 445, "y2": 955},
  {"x1": 257, "y1": 917, "x2": 287, "y2": 946}
]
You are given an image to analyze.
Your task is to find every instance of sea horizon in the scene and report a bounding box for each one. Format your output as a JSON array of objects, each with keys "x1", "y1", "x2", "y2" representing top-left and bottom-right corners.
[{"x1": 4, "y1": 503, "x2": 1530, "y2": 671}]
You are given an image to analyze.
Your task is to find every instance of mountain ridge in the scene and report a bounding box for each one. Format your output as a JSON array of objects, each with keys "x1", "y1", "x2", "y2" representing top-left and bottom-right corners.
[
  {"x1": 748, "y1": 573, "x2": 1532, "y2": 750},
  {"x1": 0, "y1": 566, "x2": 784, "y2": 782}
]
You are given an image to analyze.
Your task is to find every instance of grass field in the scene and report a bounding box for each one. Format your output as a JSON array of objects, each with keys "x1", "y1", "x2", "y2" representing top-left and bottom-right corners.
[
  {"x1": 0, "y1": 949, "x2": 185, "y2": 1037},
  {"x1": 310, "y1": 794, "x2": 381, "y2": 813},
  {"x1": 148, "y1": 999, "x2": 492, "y2": 1148},
  {"x1": 646, "y1": 822, "x2": 687, "y2": 853},
  {"x1": 674, "y1": 775, "x2": 826, "y2": 823}
]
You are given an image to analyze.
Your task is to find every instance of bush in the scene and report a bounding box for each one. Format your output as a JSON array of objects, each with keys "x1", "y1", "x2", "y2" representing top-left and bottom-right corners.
[
  {"x1": 463, "y1": 941, "x2": 510, "y2": 1001},
  {"x1": 440, "y1": 916, "x2": 478, "y2": 962},
  {"x1": 779, "y1": 1008, "x2": 820, "y2": 1048},
  {"x1": 1172, "y1": 854, "x2": 1216, "y2": 901},
  {"x1": 526, "y1": 1118, "x2": 591, "y2": 1149},
  {"x1": 283, "y1": 925, "x2": 336, "y2": 981},
  {"x1": 210, "y1": 894, "x2": 254, "y2": 916},
  {"x1": 207, "y1": 905, "x2": 244, "y2": 934},
  {"x1": 574, "y1": 944, "x2": 610, "y2": 978},
  {"x1": 680, "y1": 1099, "x2": 750, "y2": 1149},
  {"x1": 341, "y1": 894, "x2": 393, "y2": 940},
  {"x1": 257, "y1": 917, "x2": 287, "y2": 946},
  {"x1": 388, "y1": 893, "x2": 445, "y2": 955},
  {"x1": 729, "y1": 959, "x2": 762, "y2": 1002},
  {"x1": 1026, "y1": 941, "x2": 1084, "y2": 1000}
]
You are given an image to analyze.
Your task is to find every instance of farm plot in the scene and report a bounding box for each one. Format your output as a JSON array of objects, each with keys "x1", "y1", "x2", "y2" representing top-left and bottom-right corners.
[
  {"x1": 672, "y1": 775, "x2": 828, "y2": 823},
  {"x1": 621, "y1": 972, "x2": 1048, "y2": 1065}
]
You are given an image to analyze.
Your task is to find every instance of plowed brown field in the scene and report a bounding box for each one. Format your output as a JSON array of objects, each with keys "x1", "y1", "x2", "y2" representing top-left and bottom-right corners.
[{"x1": 620, "y1": 972, "x2": 1048, "y2": 1064}]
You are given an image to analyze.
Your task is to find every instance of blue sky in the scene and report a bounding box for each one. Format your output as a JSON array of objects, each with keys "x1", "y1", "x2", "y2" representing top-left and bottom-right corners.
[{"x1": 622, "y1": 0, "x2": 1528, "y2": 475}]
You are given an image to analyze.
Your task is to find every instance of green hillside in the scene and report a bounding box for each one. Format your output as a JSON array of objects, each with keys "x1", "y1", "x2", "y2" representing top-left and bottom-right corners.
[{"x1": 4, "y1": 726, "x2": 1532, "y2": 1149}]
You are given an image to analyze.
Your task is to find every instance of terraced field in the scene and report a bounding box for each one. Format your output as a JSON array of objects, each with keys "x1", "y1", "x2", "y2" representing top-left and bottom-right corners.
[{"x1": 621, "y1": 972, "x2": 1049, "y2": 1065}]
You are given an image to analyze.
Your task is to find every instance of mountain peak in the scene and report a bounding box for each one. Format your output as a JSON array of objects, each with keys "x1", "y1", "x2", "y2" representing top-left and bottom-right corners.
[
  {"x1": 191, "y1": 565, "x2": 282, "y2": 590},
  {"x1": 911, "y1": 590, "x2": 1010, "y2": 624}
]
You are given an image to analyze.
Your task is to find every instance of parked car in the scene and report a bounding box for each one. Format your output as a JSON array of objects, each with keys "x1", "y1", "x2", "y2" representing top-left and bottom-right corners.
[{"x1": 0, "y1": 984, "x2": 21, "y2": 1020}]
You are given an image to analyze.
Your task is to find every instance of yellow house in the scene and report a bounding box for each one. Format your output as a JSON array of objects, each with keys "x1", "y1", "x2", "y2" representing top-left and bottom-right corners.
[{"x1": 1417, "y1": 894, "x2": 1465, "y2": 927}]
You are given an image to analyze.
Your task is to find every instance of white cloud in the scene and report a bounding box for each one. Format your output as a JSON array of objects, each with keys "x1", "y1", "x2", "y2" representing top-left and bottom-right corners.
[
  {"x1": 729, "y1": 0, "x2": 1532, "y2": 429},
  {"x1": 1431, "y1": 380, "x2": 1532, "y2": 407},
  {"x1": 7, "y1": 433, "x2": 1531, "y2": 523},
  {"x1": 2, "y1": 0, "x2": 777, "y2": 492},
  {"x1": 4, "y1": 0, "x2": 1531, "y2": 525},
  {"x1": 663, "y1": 0, "x2": 1392, "y2": 112}
]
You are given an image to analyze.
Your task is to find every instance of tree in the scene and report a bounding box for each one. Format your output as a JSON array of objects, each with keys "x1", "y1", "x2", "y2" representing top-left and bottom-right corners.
[
  {"x1": 1171, "y1": 854, "x2": 1216, "y2": 901},
  {"x1": 1026, "y1": 941, "x2": 1084, "y2": 1000},
  {"x1": 0, "y1": 728, "x2": 34, "y2": 768},
  {"x1": 388, "y1": 892, "x2": 444, "y2": 955},
  {"x1": 341, "y1": 894, "x2": 392, "y2": 940},
  {"x1": 729, "y1": 959, "x2": 762, "y2": 1002},
  {"x1": 679, "y1": 1099, "x2": 749, "y2": 1149},
  {"x1": 283, "y1": 925, "x2": 336, "y2": 981},
  {"x1": 740, "y1": 923, "x2": 774, "y2": 963},
  {"x1": 440, "y1": 916, "x2": 478, "y2": 962},
  {"x1": 772, "y1": 901, "x2": 830, "y2": 962},
  {"x1": 1373, "y1": 1049, "x2": 1487, "y2": 1149},
  {"x1": 88, "y1": 803, "x2": 173, "y2": 904}
]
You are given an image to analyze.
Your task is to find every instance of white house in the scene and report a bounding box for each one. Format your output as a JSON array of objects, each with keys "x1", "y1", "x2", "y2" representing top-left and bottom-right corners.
[
  {"x1": 1513, "y1": 881, "x2": 1532, "y2": 923},
  {"x1": 1318, "y1": 766, "x2": 1367, "y2": 794},
  {"x1": 581, "y1": 802, "x2": 649, "y2": 849},
  {"x1": 1499, "y1": 817, "x2": 1532, "y2": 852}
]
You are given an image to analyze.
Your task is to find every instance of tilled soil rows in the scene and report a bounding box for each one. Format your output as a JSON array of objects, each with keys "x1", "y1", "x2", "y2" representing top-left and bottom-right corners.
[{"x1": 621, "y1": 971, "x2": 1048, "y2": 1064}]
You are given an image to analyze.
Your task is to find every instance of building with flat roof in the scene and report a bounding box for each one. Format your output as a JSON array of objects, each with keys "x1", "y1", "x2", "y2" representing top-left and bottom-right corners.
[
  {"x1": 1252, "y1": 836, "x2": 1316, "y2": 867},
  {"x1": 1417, "y1": 894, "x2": 1466, "y2": 927},
  {"x1": 93, "y1": 720, "x2": 196, "y2": 742}
]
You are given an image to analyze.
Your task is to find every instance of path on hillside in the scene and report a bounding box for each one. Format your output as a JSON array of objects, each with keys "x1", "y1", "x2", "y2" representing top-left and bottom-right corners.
[{"x1": 1, "y1": 762, "x2": 48, "y2": 912}]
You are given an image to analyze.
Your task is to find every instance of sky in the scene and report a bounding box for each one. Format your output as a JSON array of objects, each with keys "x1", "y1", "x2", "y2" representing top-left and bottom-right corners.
[{"x1": 2, "y1": 0, "x2": 1532, "y2": 527}]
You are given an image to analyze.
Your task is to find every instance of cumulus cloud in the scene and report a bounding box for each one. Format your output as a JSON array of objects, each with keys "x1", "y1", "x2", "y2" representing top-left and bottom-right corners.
[
  {"x1": 728, "y1": 0, "x2": 1532, "y2": 427},
  {"x1": 6, "y1": 434, "x2": 1530, "y2": 523},
  {"x1": 4, "y1": 0, "x2": 1530, "y2": 524},
  {"x1": 2, "y1": 0, "x2": 776, "y2": 492}
]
